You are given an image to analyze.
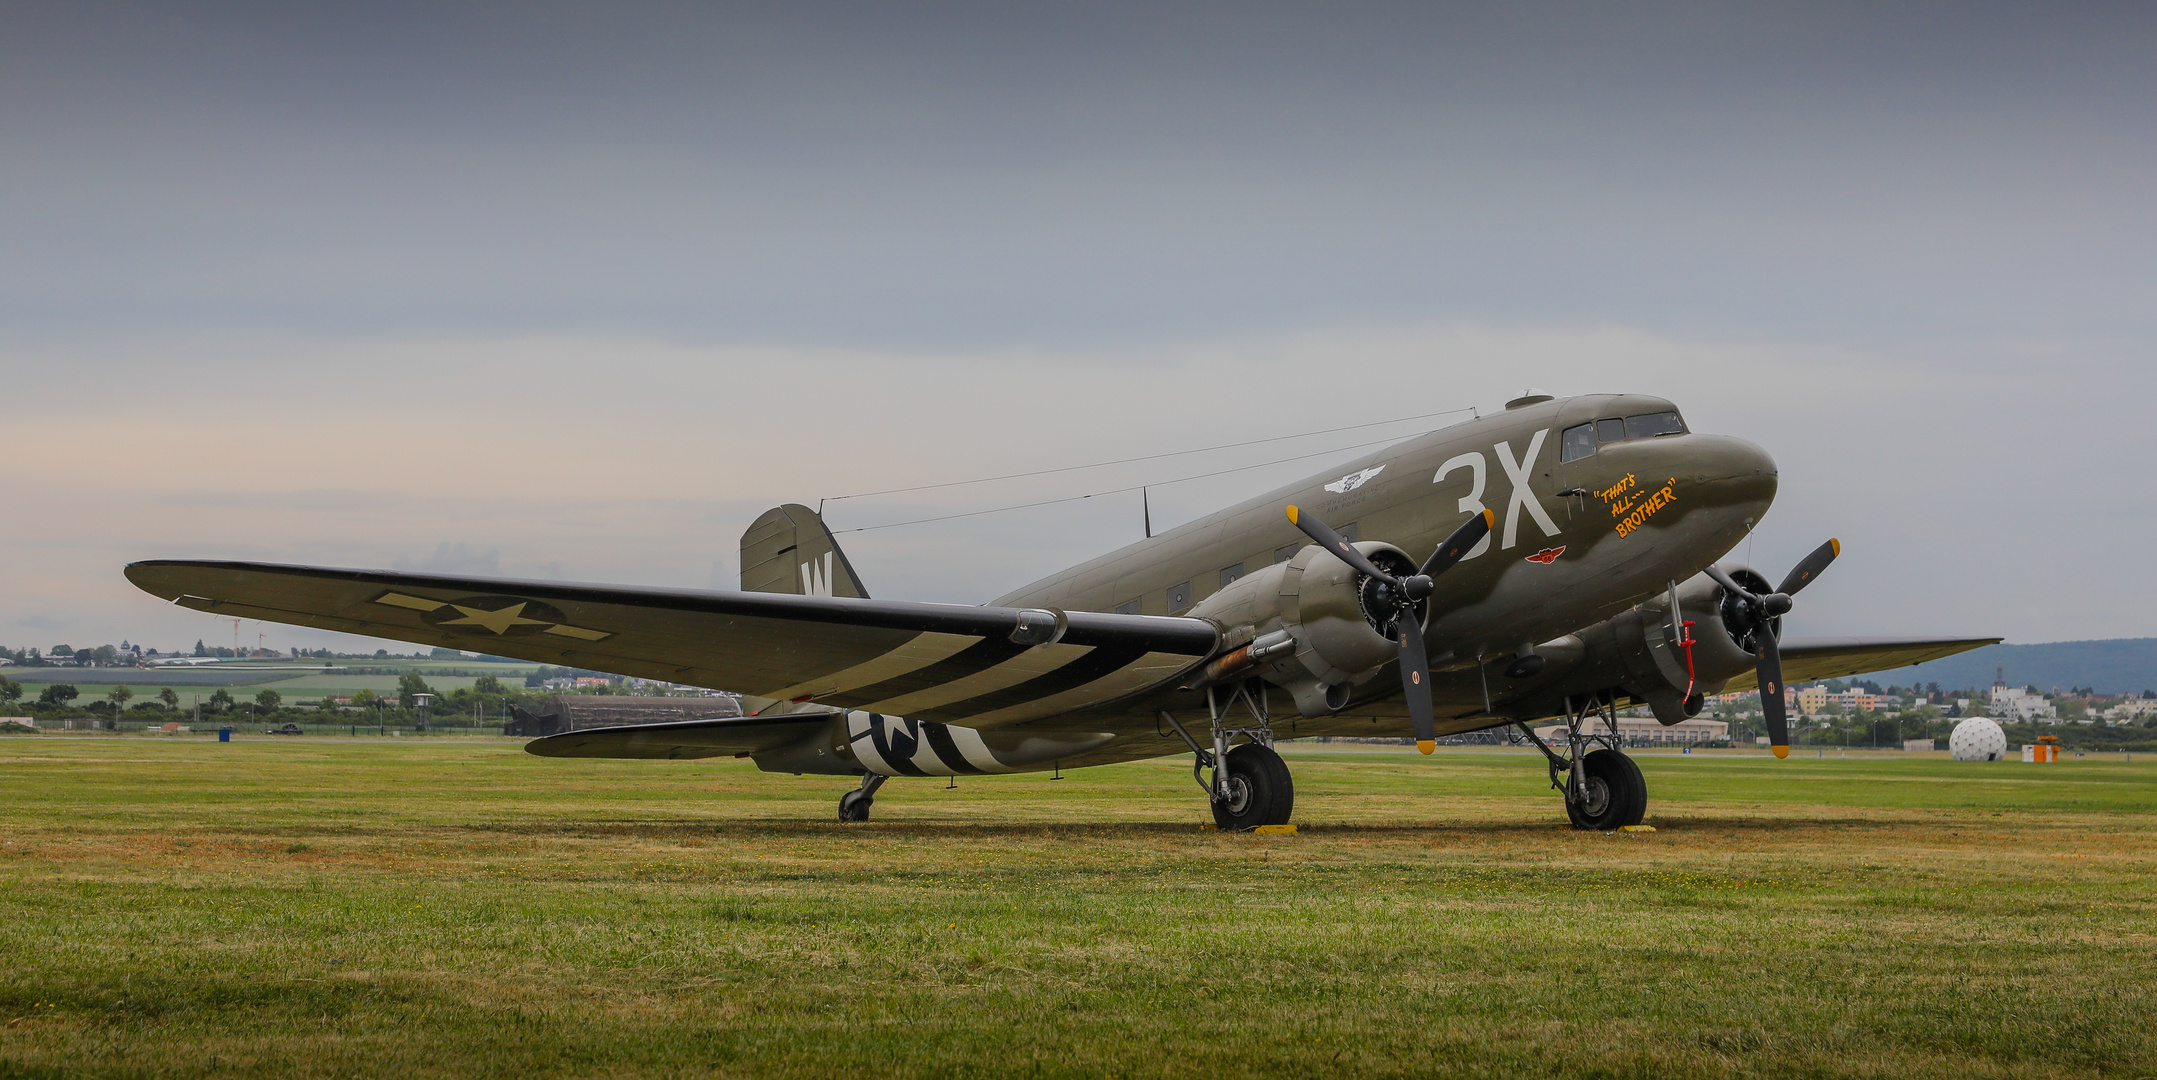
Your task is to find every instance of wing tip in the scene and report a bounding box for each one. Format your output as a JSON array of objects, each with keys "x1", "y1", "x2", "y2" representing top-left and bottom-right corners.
[{"x1": 123, "y1": 560, "x2": 189, "y2": 600}]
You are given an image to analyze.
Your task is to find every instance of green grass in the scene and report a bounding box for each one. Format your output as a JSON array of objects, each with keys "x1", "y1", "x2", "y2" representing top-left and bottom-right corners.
[{"x1": 1, "y1": 741, "x2": 2151, "y2": 1078}]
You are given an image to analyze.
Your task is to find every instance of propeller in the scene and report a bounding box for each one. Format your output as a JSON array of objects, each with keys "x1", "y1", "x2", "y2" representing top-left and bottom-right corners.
[
  {"x1": 1705, "y1": 538, "x2": 1840, "y2": 760},
  {"x1": 1284, "y1": 505, "x2": 1495, "y2": 754}
]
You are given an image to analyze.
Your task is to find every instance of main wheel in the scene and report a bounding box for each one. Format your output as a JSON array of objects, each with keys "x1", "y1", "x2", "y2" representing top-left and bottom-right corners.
[
  {"x1": 1210, "y1": 743, "x2": 1294, "y2": 831},
  {"x1": 838, "y1": 789, "x2": 873, "y2": 823},
  {"x1": 1565, "y1": 748, "x2": 1646, "y2": 830}
]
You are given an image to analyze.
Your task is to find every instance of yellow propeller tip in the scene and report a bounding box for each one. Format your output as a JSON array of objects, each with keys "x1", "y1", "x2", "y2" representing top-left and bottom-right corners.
[
  {"x1": 1772, "y1": 744, "x2": 1789, "y2": 759},
  {"x1": 1285, "y1": 505, "x2": 1299, "y2": 523},
  {"x1": 1829, "y1": 538, "x2": 1841, "y2": 556},
  {"x1": 1481, "y1": 508, "x2": 1494, "y2": 527},
  {"x1": 1416, "y1": 740, "x2": 1435, "y2": 755}
]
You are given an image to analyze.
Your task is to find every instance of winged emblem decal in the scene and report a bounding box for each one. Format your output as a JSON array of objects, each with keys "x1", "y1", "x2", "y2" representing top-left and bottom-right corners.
[{"x1": 1324, "y1": 466, "x2": 1385, "y2": 494}]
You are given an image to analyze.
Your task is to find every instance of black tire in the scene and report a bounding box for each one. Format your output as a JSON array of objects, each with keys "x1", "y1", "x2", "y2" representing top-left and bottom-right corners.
[
  {"x1": 1210, "y1": 742, "x2": 1294, "y2": 831},
  {"x1": 1565, "y1": 748, "x2": 1646, "y2": 830},
  {"x1": 838, "y1": 790, "x2": 873, "y2": 823}
]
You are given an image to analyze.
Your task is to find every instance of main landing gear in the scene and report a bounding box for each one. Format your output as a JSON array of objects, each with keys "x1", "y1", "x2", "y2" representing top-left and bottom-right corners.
[
  {"x1": 838, "y1": 773, "x2": 886, "y2": 822},
  {"x1": 1516, "y1": 693, "x2": 1647, "y2": 830},
  {"x1": 1160, "y1": 680, "x2": 1295, "y2": 831}
]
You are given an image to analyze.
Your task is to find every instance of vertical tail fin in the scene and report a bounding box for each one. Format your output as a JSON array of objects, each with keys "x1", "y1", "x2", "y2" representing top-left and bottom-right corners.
[{"x1": 739, "y1": 504, "x2": 870, "y2": 598}]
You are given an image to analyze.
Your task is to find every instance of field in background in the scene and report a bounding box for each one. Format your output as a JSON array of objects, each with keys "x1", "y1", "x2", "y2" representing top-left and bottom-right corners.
[
  {"x1": 3, "y1": 660, "x2": 542, "y2": 707},
  {"x1": 1, "y1": 742, "x2": 2151, "y2": 1078},
  {"x1": 12, "y1": 676, "x2": 509, "y2": 705}
]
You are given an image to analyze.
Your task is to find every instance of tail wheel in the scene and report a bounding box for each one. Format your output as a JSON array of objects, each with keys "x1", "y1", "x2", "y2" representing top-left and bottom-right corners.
[
  {"x1": 838, "y1": 790, "x2": 873, "y2": 823},
  {"x1": 1211, "y1": 742, "x2": 1294, "y2": 831},
  {"x1": 1566, "y1": 748, "x2": 1646, "y2": 831}
]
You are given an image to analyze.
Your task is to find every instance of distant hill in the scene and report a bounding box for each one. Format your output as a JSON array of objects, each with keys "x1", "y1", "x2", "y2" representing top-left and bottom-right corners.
[{"x1": 1857, "y1": 638, "x2": 2157, "y2": 695}]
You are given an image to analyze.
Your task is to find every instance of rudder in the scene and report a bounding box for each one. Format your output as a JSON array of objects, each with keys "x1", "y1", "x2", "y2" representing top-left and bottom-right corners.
[{"x1": 740, "y1": 504, "x2": 869, "y2": 598}]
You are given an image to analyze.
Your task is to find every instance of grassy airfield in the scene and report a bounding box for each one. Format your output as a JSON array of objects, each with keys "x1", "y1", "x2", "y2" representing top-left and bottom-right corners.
[{"x1": 1, "y1": 740, "x2": 2151, "y2": 1079}]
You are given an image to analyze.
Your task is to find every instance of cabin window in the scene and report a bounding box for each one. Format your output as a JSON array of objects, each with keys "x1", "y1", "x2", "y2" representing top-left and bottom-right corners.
[
  {"x1": 1115, "y1": 599, "x2": 1140, "y2": 616},
  {"x1": 1166, "y1": 581, "x2": 1192, "y2": 613},
  {"x1": 1596, "y1": 417, "x2": 1626, "y2": 444},
  {"x1": 1220, "y1": 563, "x2": 1245, "y2": 588},
  {"x1": 1625, "y1": 411, "x2": 1686, "y2": 439},
  {"x1": 1559, "y1": 423, "x2": 1596, "y2": 462},
  {"x1": 1274, "y1": 544, "x2": 1299, "y2": 564}
]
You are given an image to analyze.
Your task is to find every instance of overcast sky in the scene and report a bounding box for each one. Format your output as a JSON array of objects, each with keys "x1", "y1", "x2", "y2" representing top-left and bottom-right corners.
[{"x1": 4, "y1": 1, "x2": 2153, "y2": 655}]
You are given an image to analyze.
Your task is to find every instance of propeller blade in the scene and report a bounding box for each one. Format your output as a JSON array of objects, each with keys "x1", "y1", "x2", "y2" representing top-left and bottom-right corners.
[
  {"x1": 1418, "y1": 509, "x2": 1496, "y2": 579},
  {"x1": 1777, "y1": 538, "x2": 1841, "y2": 597},
  {"x1": 1397, "y1": 615, "x2": 1436, "y2": 754},
  {"x1": 1285, "y1": 506, "x2": 1397, "y2": 585},
  {"x1": 1755, "y1": 623, "x2": 1788, "y2": 759},
  {"x1": 1704, "y1": 563, "x2": 1751, "y2": 602}
]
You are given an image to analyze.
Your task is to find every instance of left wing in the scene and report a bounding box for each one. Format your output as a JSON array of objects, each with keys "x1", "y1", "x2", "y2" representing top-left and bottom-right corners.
[
  {"x1": 1720, "y1": 635, "x2": 2001, "y2": 690},
  {"x1": 124, "y1": 561, "x2": 1218, "y2": 727}
]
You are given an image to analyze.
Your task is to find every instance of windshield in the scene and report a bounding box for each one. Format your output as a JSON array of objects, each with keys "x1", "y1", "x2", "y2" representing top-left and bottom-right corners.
[{"x1": 1623, "y1": 411, "x2": 1686, "y2": 439}]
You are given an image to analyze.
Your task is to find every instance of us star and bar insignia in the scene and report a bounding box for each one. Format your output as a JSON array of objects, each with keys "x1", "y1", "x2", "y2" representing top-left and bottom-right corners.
[{"x1": 372, "y1": 592, "x2": 612, "y2": 641}]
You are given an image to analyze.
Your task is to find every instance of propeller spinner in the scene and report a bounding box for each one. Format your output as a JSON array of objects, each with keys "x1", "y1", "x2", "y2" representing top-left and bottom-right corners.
[
  {"x1": 1284, "y1": 505, "x2": 1495, "y2": 754},
  {"x1": 1705, "y1": 538, "x2": 1841, "y2": 759}
]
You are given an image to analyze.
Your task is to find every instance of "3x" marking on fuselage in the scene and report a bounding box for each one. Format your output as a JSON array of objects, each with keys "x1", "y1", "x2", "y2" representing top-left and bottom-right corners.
[{"x1": 1431, "y1": 429, "x2": 1562, "y2": 560}]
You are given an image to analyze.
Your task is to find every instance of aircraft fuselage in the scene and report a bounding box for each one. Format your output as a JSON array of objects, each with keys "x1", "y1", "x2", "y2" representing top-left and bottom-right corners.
[{"x1": 997, "y1": 392, "x2": 1778, "y2": 734}]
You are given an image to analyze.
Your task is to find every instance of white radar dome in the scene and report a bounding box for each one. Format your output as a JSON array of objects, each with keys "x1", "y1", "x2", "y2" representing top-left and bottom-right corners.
[{"x1": 1949, "y1": 717, "x2": 2007, "y2": 762}]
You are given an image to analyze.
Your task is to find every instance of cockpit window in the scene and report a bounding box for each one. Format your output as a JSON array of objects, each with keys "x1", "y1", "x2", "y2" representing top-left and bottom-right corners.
[
  {"x1": 1595, "y1": 418, "x2": 1626, "y2": 444},
  {"x1": 1559, "y1": 423, "x2": 1595, "y2": 462},
  {"x1": 1624, "y1": 411, "x2": 1687, "y2": 439}
]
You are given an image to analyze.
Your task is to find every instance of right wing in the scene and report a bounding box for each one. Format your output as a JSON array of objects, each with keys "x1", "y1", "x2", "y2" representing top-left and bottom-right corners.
[{"x1": 124, "y1": 560, "x2": 1219, "y2": 727}]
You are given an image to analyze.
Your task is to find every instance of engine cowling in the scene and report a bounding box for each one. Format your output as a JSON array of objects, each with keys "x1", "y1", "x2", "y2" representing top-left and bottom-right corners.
[{"x1": 1187, "y1": 541, "x2": 1410, "y2": 717}]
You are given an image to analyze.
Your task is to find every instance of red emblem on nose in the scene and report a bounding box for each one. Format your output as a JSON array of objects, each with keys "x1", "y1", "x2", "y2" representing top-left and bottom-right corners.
[{"x1": 1524, "y1": 547, "x2": 1565, "y2": 564}]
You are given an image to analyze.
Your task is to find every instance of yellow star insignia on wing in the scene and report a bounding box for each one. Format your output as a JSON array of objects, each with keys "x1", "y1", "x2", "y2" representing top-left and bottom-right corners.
[{"x1": 438, "y1": 601, "x2": 551, "y2": 635}]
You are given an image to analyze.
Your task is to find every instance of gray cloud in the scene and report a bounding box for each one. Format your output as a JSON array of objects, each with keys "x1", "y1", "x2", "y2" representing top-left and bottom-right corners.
[
  {"x1": 3, "y1": 3, "x2": 2153, "y2": 346},
  {"x1": 0, "y1": 3, "x2": 2149, "y2": 654}
]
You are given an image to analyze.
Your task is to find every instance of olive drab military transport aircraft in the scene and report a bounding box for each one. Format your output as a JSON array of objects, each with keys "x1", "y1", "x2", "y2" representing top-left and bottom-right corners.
[{"x1": 126, "y1": 392, "x2": 1998, "y2": 830}]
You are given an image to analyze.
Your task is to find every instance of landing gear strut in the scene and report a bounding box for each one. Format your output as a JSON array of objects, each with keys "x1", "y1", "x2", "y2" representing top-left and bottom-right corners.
[
  {"x1": 838, "y1": 773, "x2": 886, "y2": 823},
  {"x1": 1516, "y1": 692, "x2": 1646, "y2": 830},
  {"x1": 1159, "y1": 679, "x2": 1294, "y2": 831}
]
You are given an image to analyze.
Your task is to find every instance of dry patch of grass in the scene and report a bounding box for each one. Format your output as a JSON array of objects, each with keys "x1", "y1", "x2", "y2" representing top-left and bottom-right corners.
[{"x1": 0, "y1": 740, "x2": 2152, "y2": 1078}]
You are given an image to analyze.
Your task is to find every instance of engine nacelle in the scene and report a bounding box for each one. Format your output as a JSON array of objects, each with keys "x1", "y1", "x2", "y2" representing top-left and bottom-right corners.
[
  {"x1": 1508, "y1": 564, "x2": 1776, "y2": 725},
  {"x1": 1187, "y1": 541, "x2": 1409, "y2": 717}
]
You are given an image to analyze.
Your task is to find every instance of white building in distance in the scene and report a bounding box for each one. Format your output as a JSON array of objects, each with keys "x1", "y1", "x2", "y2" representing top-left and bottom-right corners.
[
  {"x1": 1535, "y1": 715, "x2": 1729, "y2": 746},
  {"x1": 2103, "y1": 696, "x2": 2157, "y2": 722},
  {"x1": 1988, "y1": 670, "x2": 2057, "y2": 723}
]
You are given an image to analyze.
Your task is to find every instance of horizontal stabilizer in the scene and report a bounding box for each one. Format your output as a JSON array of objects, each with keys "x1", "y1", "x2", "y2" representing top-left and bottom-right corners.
[{"x1": 525, "y1": 713, "x2": 829, "y2": 760}]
